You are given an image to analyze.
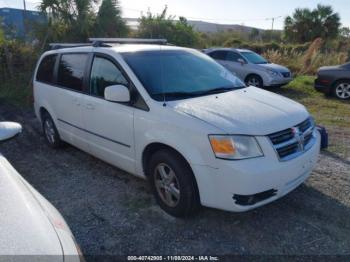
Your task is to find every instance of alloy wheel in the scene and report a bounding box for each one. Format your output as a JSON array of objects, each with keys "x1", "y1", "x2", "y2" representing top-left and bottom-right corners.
[
  {"x1": 154, "y1": 163, "x2": 181, "y2": 207},
  {"x1": 44, "y1": 119, "x2": 56, "y2": 144},
  {"x1": 247, "y1": 77, "x2": 261, "y2": 87},
  {"x1": 335, "y1": 83, "x2": 350, "y2": 99}
]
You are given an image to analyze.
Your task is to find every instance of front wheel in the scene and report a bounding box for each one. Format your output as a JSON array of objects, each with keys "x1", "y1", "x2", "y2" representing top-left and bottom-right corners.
[
  {"x1": 148, "y1": 149, "x2": 200, "y2": 217},
  {"x1": 245, "y1": 75, "x2": 263, "y2": 88},
  {"x1": 333, "y1": 80, "x2": 350, "y2": 100}
]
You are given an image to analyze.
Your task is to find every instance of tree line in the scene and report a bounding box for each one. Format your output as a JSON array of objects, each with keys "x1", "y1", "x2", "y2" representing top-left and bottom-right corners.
[{"x1": 1, "y1": 0, "x2": 348, "y2": 48}]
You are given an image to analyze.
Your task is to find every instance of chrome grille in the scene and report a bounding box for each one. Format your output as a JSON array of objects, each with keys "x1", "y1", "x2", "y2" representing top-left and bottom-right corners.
[{"x1": 268, "y1": 118, "x2": 316, "y2": 161}]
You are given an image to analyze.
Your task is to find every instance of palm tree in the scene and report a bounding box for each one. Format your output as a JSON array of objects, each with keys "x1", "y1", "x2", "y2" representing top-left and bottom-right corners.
[
  {"x1": 95, "y1": 0, "x2": 128, "y2": 37},
  {"x1": 284, "y1": 4, "x2": 340, "y2": 43}
]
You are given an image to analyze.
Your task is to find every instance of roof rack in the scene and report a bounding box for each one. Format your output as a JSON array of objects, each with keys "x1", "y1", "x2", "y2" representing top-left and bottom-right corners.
[
  {"x1": 89, "y1": 38, "x2": 168, "y2": 47},
  {"x1": 49, "y1": 38, "x2": 168, "y2": 50},
  {"x1": 49, "y1": 43, "x2": 92, "y2": 50}
]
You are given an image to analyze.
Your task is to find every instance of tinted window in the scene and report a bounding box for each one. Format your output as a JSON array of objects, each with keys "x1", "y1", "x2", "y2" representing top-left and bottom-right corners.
[
  {"x1": 122, "y1": 50, "x2": 245, "y2": 101},
  {"x1": 209, "y1": 51, "x2": 228, "y2": 60},
  {"x1": 57, "y1": 54, "x2": 88, "y2": 91},
  {"x1": 36, "y1": 54, "x2": 57, "y2": 83},
  {"x1": 90, "y1": 56, "x2": 128, "y2": 97},
  {"x1": 227, "y1": 52, "x2": 243, "y2": 62}
]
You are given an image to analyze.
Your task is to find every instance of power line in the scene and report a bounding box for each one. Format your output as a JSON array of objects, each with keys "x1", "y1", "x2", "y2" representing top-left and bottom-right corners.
[{"x1": 123, "y1": 7, "x2": 285, "y2": 24}]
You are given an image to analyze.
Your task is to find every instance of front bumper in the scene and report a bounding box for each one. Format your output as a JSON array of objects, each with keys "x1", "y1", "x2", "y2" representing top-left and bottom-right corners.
[
  {"x1": 192, "y1": 130, "x2": 320, "y2": 212},
  {"x1": 265, "y1": 76, "x2": 293, "y2": 87}
]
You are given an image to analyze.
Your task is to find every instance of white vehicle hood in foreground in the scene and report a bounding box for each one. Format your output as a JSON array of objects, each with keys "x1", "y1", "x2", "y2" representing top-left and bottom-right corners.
[
  {"x1": 170, "y1": 86, "x2": 309, "y2": 135},
  {"x1": 0, "y1": 154, "x2": 63, "y2": 256}
]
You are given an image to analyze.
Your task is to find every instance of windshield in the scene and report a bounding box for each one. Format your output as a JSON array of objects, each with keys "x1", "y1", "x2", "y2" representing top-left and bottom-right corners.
[
  {"x1": 122, "y1": 49, "x2": 245, "y2": 101},
  {"x1": 241, "y1": 51, "x2": 268, "y2": 64}
]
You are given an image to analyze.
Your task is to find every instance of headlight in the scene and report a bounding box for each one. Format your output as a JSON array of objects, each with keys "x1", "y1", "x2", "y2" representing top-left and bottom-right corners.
[
  {"x1": 265, "y1": 69, "x2": 280, "y2": 77},
  {"x1": 209, "y1": 135, "x2": 263, "y2": 160}
]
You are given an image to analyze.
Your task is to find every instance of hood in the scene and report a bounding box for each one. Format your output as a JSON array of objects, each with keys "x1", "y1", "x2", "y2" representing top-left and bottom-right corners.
[
  {"x1": 258, "y1": 63, "x2": 290, "y2": 73},
  {"x1": 319, "y1": 65, "x2": 342, "y2": 71},
  {"x1": 169, "y1": 86, "x2": 309, "y2": 135},
  {"x1": 0, "y1": 154, "x2": 63, "y2": 256}
]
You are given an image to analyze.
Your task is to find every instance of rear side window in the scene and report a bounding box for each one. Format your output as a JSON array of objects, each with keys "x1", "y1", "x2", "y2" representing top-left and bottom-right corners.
[
  {"x1": 57, "y1": 54, "x2": 88, "y2": 92},
  {"x1": 208, "y1": 51, "x2": 228, "y2": 60},
  {"x1": 90, "y1": 56, "x2": 128, "y2": 97},
  {"x1": 36, "y1": 54, "x2": 57, "y2": 83},
  {"x1": 226, "y1": 52, "x2": 242, "y2": 62}
]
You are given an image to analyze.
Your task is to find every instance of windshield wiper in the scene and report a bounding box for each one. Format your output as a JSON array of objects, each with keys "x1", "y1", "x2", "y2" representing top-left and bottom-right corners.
[
  {"x1": 195, "y1": 86, "x2": 243, "y2": 95},
  {"x1": 153, "y1": 92, "x2": 199, "y2": 98},
  {"x1": 153, "y1": 86, "x2": 245, "y2": 101}
]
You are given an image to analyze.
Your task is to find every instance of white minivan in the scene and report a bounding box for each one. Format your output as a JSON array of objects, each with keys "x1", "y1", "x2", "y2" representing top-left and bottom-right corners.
[{"x1": 33, "y1": 39, "x2": 320, "y2": 217}]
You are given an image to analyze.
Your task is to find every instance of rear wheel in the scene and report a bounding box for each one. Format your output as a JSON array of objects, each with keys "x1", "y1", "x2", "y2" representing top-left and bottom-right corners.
[
  {"x1": 42, "y1": 112, "x2": 63, "y2": 148},
  {"x1": 245, "y1": 75, "x2": 263, "y2": 88},
  {"x1": 333, "y1": 80, "x2": 350, "y2": 100},
  {"x1": 148, "y1": 149, "x2": 200, "y2": 217}
]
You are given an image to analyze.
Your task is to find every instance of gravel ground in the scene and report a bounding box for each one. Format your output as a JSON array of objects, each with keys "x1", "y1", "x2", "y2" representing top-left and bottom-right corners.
[{"x1": 0, "y1": 101, "x2": 349, "y2": 258}]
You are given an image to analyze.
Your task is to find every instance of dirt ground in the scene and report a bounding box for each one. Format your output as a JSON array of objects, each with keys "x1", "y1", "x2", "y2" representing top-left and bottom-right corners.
[{"x1": 0, "y1": 101, "x2": 349, "y2": 258}]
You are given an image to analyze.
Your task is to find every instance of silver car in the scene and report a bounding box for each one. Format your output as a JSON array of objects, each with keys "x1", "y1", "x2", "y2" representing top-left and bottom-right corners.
[{"x1": 204, "y1": 48, "x2": 293, "y2": 88}]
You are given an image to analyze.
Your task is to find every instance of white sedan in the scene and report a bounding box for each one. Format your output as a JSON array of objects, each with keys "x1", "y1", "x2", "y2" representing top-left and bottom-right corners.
[{"x1": 0, "y1": 122, "x2": 82, "y2": 260}]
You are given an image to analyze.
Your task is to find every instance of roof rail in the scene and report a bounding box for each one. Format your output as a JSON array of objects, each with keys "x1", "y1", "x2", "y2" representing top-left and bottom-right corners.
[
  {"x1": 49, "y1": 43, "x2": 92, "y2": 50},
  {"x1": 49, "y1": 38, "x2": 168, "y2": 50},
  {"x1": 89, "y1": 38, "x2": 168, "y2": 47}
]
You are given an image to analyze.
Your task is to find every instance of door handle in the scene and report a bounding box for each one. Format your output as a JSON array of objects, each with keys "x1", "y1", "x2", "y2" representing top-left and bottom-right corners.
[{"x1": 85, "y1": 103, "x2": 95, "y2": 110}]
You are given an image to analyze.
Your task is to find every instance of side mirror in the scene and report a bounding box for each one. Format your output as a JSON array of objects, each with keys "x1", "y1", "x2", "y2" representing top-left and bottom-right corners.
[
  {"x1": 0, "y1": 122, "x2": 22, "y2": 142},
  {"x1": 104, "y1": 85, "x2": 130, "y2": 103},
  {"x1": 238, "y1": 58, "x2": 246, "y2": 65}
]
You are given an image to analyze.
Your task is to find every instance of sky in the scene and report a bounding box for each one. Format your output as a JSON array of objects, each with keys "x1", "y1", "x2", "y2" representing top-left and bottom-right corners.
[{"x1": 0, "y1": 0, "x2": 349, "y2": 30}]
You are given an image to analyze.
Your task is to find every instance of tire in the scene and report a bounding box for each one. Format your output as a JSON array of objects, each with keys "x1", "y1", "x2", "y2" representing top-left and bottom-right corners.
[
  {"x1": 332, "y1": 80, "x2": 350, "y2": 100},
  {"x1": 42, "y1": 112, "x2": 63, "y2": 148},
  {"x1": 245, "y1": 74, "x2": 263, "y2": 88},
  {"x1": 148, "y1": 149, "x2": 200, "y2": 217}
]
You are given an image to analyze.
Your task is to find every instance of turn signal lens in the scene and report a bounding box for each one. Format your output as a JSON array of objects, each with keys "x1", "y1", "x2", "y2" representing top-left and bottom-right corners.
[
  {"x1": 209, "y1": 135, "x2": 263, "y2": 160},
  {"x1": 210, "y1": 137, "x2": 235, "y2": 155}
]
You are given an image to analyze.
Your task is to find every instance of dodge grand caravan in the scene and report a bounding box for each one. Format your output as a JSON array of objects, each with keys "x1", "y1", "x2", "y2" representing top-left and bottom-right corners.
[{"x1": 33, "y1": 38, "x2": 320, "y2": 217}]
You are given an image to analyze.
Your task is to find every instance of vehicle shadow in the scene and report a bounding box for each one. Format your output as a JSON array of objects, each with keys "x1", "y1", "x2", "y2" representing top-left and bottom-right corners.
[
  {"x1": 265, "y1": 86, "x2": 310, "y2": 100},
  {"x1": 322, "y1": 149, "x2": 350, "y2": 166}
]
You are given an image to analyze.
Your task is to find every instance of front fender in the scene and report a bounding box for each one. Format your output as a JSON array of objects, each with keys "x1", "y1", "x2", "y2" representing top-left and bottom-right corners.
[{"x1": 133, "y1": 109, "x2": 219, "y2": 177}]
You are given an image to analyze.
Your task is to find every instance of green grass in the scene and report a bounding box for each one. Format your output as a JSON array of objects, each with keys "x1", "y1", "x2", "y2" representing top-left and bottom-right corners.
[
  {"x1": 276, "y1": 76, "x2": 350, "y2": 129},
  {"x1": 0, "y1": 72, "x2": 33, "y2": 106}
]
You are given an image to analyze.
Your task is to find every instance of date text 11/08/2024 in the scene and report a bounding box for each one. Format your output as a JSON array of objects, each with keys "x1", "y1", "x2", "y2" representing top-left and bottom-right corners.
[{"x1": 127, "y1": 256, "x2": 220, "y2": 261}]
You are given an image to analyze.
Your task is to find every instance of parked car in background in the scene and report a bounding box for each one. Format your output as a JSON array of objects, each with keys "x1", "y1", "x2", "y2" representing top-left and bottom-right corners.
[
  {"x1": 33, "y1": 39, "x2": 320, "y2": 217},
  {"x1": 0, "y1": 122, "x2": 82, "y2": 259},
  {"x1": 315, "y1": 62, "x2": 350, "y2": 100},
  {"x1": 203, "y1": 48, "x2": 293, "y2": 88}
]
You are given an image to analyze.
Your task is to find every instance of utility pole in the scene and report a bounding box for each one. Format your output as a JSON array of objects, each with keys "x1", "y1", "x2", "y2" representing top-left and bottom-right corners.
[
  {"x1": 23, "y1": 0, "x2": 27, "y2": 41},
  {"x1": 266, "y1": 16, "x2": 281, "y2": 31},
  {"x1": 266, "y1": 16, "x2": 281, "y2": 41}
]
